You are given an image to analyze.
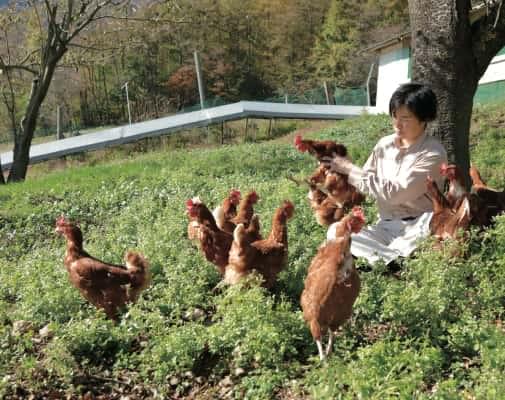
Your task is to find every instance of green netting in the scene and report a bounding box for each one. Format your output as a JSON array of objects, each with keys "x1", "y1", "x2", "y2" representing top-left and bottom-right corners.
[
  {"x1": 177, "y1": 84, "x2": 369, "y2": 111},
  {"x1": 263, "y1": 95, "x2": 287, "y2": 103},
  {"x1": 290, "y1": 88, "x2": 328, "y2": 104},
  {"x1": 178, "y1": 96, "x2": 228, "y2": 113},
  {"x1": 333, "y1": 86, "x2": 368, "y2": 106},
  {"x1": 474, "y1": 80, "x2": 505, "y2": 105},
  {"x1": 265, "y1": 88, "x2": 328, "y2": 105}
]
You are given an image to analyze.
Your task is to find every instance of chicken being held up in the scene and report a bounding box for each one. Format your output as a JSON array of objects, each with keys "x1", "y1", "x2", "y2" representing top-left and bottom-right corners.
[
  {"x1": 55, "y1": 217, "x2": 151, "y2": 321},
  {"x1": 186, "y1": 197, "x2": 233, "y2": 275},
  {"x1": 323, "y1": 172, "x2": 365, "y2": 211},
  {"x1": 224, "y1": 200, "x2": 294, "y2": 288},
  {"x1": 469, "y1": 165, "x2": 505, "y2": 224},
  {"x1": 291, "y1": 164, "x2": 364, "y2": 226},
  {"x1": 308, "y1": 184, "x2": 346, "y2": 226},
  {"x1": 294, "y1": 134, "x2": 348, "y2": 161},
  {"x1": 212, "y1": 189, "x2": 241, "y2": 234},
  {"x1": 308, "y1": 164, "x2": 329, "y2": 185},
  {"x1": 426, "y1": 176, "x2": 471, "y2": 242},
  {"x1": 304, "y1": 142, "x2": 364, "y2": 209},
  {"x1": 301, "y1": 206, "x2": 365, "y2": 361}
]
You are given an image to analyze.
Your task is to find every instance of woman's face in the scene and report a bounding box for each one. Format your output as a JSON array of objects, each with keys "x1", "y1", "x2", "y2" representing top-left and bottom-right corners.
[{"x1": 392, "y1": 105, "x2": 426, "y2": 145}]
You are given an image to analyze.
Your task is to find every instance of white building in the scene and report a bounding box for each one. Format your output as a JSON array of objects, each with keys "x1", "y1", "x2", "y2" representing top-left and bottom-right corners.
[{"x1": 366, "y1": 31, "x2": 505, "y2": 113}]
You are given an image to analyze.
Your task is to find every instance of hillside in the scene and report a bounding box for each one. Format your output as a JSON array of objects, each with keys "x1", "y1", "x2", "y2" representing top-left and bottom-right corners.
[{"x1": 1, "y1": 104, "x2": 505, "y2": 399}]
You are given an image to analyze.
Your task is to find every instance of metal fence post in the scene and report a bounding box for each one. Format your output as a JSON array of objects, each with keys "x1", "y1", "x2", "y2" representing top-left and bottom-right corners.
[{"x1": 194, "y1": 51, "x2": 205, "y2": 110}]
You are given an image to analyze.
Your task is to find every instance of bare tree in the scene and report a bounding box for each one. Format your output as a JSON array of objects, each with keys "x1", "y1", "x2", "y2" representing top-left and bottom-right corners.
[
  {"x1": 408, "y1": 0, "x2": 505, "y2": 185},
  {"x1": 0, "y1": 66, "x2": 17, "y2": 185},
  {"x1": 0, "y1": 0, "x2": 129, "y2": 182}
]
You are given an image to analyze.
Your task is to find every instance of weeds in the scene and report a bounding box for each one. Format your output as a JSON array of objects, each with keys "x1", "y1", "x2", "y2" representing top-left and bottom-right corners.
[{"x1": 1, "y1": 106, "x2": 505, "y2": 398}]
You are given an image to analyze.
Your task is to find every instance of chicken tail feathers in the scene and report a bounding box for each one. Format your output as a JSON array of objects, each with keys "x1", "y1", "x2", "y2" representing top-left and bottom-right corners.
[
  {"x1": 124, "y1": 251, "x2": 151, "y2": 303},
  {"x1": 212, "y1": 205, "x2": 225, "y2": 230}
]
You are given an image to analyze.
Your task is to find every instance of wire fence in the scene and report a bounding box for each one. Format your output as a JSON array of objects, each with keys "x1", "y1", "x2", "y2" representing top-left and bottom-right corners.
[
  {"x1": 178, "y1": 85, "x2": 369, "y2": 114},
  {"x1": 0, "y1": 82, "x2": 369, "y2": 144}
]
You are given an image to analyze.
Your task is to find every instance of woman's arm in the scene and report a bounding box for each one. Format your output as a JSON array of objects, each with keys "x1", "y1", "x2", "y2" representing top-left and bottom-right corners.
[{"x1": 347, "y1": 152, "x2": 446, "y2": 204}]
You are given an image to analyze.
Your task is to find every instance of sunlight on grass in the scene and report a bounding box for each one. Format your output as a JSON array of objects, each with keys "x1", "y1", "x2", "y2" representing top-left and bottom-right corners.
[{"x1": 2, "y1": 106, "x2": 505, "y2": 398}]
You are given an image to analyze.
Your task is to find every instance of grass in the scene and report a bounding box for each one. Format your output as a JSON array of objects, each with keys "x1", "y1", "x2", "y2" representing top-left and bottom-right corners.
[
  {"x1": 1, "y1": 104, "x2": 505, "y2": 399},
  {"x1": 0, "y1": 125, "x2": 117, "y2": 153},
  {"x1": 1, "y1": 118, "x2": 326, "y2": 180}
]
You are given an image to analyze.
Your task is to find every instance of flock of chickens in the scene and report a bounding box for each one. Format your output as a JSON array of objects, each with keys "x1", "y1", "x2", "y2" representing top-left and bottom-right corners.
[
  {"x1": 55, "y1": 135, "x2": 505, "y2": 361},
  {"x1": 428, "y1": 162, "x2": 505, "y2": 243}
]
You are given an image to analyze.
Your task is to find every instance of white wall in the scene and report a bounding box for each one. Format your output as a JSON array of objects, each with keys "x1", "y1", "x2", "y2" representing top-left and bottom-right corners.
[
  {"x1": 375, "y1": 47, "x2": 411, "y2": 113},
  {"x1": 479, "y1": 53, "x2": 505, "y2": 84},
  {"x1": 375, "y1": 47, "x2": 505, "y2": 112}
]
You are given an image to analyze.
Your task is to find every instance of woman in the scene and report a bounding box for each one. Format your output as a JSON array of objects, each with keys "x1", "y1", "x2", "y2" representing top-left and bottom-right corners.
[{"x1": 325, "y1": 83, "x2": 448, "y2": 265}]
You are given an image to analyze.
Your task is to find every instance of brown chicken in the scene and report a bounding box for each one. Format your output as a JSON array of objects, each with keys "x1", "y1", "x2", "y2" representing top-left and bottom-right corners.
[
  {"x1": 186, "y1": 197, "x2": 233, "y2": 275},
  {"x1": 300, "y1": 207, "x2": 365, "y2": 361},
  {"x1": 213, "y1": 189, "x2": 242, "y2": 234},
  {"x1": 187, "y1": 213, "x2": 201, "y2": 243},
  {"x1": 292, "y1": 165, "x2": 364, "y2": 226},
  {"x1": 439, "y1": 163, "x2": 489, "y2": 227},
  {"x1": 231, "y1": 191, "x2": 259, "y2": 227},
  {"x1": 245, "y1": 213, "x2": 262, "y2": 242},
  {"x1": 308, "y1": 184, "x2": 346, "y2": 226},
  {"x1": 55, "y1": 217, "x2": 151, "y2": 321},
  {"x1": 294, "y1": 134, "x2": 348, "y2": 161},
  {"x1": 308, "y1": 164, "x2": 329, "y2": 185},
  {"x1": 469, "y1": 165, "x2": 505, "y2": 224},
  {"x1": 426, "y1": 176, "x2": 471, "y2": 242},
  {"x1": 323, "y1": 172, "x2": 365, "y2": 210},
  {"x1": 440, "y1": 163, "x2": 467, "y2": 208},
  {"x1": 224, "y1": 200, "x2": 294, "y2": 288}
]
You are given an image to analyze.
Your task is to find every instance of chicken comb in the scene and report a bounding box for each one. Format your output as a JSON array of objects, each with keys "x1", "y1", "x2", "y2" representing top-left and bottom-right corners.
[
  {"x1": 294, "y1": 135, "x2": 306, "y2": 151},
  {"x1": 55, "y1": 215, "x2": 68, "y2": 226},
  {"x1": 230, "y1": 189, "x2": 241, "y2": 198}
]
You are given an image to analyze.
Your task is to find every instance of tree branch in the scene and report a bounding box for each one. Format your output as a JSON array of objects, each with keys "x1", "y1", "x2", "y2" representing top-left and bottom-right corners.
[
  {"x1": 67, "y1": 0, "x2": 129, "y2": 43},
  {"x1": 96, "y1": 14, "x2": 190, "y2": 24},
  {"x1": 472, "y1": 0, "x2": 505, "y2": 75},
  {"x1": 494, "y1": 0, "x2": 504, "y2": 28},
  {"x1": 67, "y1": 42, "x2": 124, "y2": 52},
  {"x1": 0, "y1": 63, "x2": 38, "y2": 75},
  {"x1": 97, "y1": 14, "x2": 235, "y2": 35}
]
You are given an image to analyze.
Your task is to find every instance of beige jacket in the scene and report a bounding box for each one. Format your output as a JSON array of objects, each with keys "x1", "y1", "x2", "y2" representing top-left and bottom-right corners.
[{"x1": 348, "y1": 132, "x2": 448, "y2": 220}]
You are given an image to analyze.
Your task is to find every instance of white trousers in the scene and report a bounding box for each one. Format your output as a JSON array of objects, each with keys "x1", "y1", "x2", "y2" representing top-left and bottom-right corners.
[{"x1": 349, "y1": 212, "x2": 433, "y2": 265}]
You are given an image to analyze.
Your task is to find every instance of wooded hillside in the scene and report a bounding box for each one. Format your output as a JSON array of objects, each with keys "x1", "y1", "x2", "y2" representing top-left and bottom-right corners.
[{"x1": 0, "y1": 0, "x2": 408, "y2": 141}]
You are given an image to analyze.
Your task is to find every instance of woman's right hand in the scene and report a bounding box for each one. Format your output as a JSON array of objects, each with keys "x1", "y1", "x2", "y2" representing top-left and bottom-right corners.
[{"x1": 320, "y1": 155, "x2": 354, "y2": 175}]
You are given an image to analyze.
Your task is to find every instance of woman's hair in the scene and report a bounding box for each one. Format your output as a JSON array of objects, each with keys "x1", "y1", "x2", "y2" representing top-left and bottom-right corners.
[{"x1": 389, "y1": 83, "x2": 437, "y2": 122}]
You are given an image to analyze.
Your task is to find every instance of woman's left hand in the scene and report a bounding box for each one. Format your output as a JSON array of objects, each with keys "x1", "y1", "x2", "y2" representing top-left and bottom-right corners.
[{"x1": 321, "y1": 155, "x2": 354, "y2": 175}]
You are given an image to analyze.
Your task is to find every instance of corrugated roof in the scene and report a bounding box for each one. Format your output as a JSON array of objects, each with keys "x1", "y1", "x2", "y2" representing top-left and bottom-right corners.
[{"x1": 0, "y1": 101, "x2": 377, "y2": 171}]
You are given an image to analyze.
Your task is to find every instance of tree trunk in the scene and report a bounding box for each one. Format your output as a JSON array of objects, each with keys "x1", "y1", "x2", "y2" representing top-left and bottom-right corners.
[
  {"x1": 8, "y1": 55, "x2": 61, "y2": 182},
  {"x1": 1, "y1": 0, "x2": 128, "y2": 182},
  {"x1": 409, "y1": 0, "x2": 505, "y2": 187},
  {"x1": 409, "y1": 0, "x2": 477, "y2": 184},
  {"x1": 0, "y1": 162, "x2": 5, "y2": 185}
]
